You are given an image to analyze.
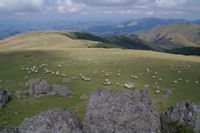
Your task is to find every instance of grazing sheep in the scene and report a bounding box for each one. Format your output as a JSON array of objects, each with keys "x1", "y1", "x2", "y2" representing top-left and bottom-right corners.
[{"x1": 124, "y1": 82, "x2": 135, "y2": 89}]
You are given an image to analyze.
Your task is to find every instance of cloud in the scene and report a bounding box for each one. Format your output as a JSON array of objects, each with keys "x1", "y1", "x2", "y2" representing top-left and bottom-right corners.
[
  {"x1": 56, "y1": 0, "x2": 85, "y2": 13},
  {"x1": 0, "y1": 0, "x2": 199, "y2": 19},
  {"x1": 0, "y1": 0, "x2": 44, "y2": 14}
]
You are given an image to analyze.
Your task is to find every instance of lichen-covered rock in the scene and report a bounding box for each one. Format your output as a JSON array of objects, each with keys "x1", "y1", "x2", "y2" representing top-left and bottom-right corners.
[
  {"x1": 0, "y1": 127, "x2": 19, "y2": 133},
  {"x1": 27, "y1": 78, "x2": 51, "y2": 95},
  {"x1": 160, "y1": 101, "x2": 200, "y2": 133},
  {"x1": 17, "y1": 108, "x2": 83, "y2": 133},
  {"x1": 51, "y1": 84, "x2": 72, "y2": 96},
  {"x1": 0, "y1": 87, "x2": 10, "y2": 109},
  {"x1": 83, "y1": 88, "x2": 160, "y2": 133}
]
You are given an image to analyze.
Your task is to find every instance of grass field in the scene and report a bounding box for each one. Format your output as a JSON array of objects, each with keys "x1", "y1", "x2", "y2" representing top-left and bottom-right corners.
[{"x1": 0, "y1": 31, "x2": 200, "y2": 129}]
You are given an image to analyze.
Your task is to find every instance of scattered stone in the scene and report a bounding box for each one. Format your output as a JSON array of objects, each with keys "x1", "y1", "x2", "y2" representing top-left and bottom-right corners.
[
  {"x1": 155, "y1": 90, "x2": 160, "y2": 94},
  {"x1": 153, "y1": 85, "x2": 160, "y2": 89},
  {"x1": 62, "y1": 78, "x2": 71, "y2": 84},
  {"x1": 80, "y1": 94, "x2": 88, "y2": 100},
  {"x1": 104, "y1": 79, "x2": 111, "y2": 85},
  {"x1": 146, "y1": 68, "x2": 151, "y2": 72},
  {"x1": 173, "y1": 80, "x2": 178, "y2": 84},
  {"x1": 195, "y1": 80, "x2": 199, "y2": 84},
  {"x1": 83, "y1": 88, "x2": 160, "y2": 133},
  {"x1": 27, "y1": 71, "x2": 31, "y2": 74},
  {"x1": 154, "y1": 72, "x2": 158, "y2": 75},
  {"x1": 184, "y1": 80, "x2": 190, "y2": 83},
  {"x1": 152, "y1": 76, "x2": 156, "y2": 79},
  {"x1": 124, "y1": 82, "x2": 135, "y2": 89},
  {"x1": 130, "y1": 75, "x2": 138, "y2": 79},
  {"x1": 51, "y1": 85, "x2": 72, "y2": 96},
  {"x1": 83, "y1": 77, "x2": 91, "y2": 81},
  {"x1": 61, "y1": 74, "x2": 67, "y2": 77},
  {"x1": 116, "y1": 82, "x2": 120, "y2": 86},
  {"x1": 105, "y1": 73, "x2": 109, "y2": 77},
  {"x1": 55, "y1": 71, "x2": 60, "y2": 76},
  {"x1": 160, "y1": 101, "x2": 200, "y2": 133},
  {"x1": 165, "y1": 89, "x2": 172, "y2": 95},
  {"x1": 0, "y1": 87, "x2": 10, "y2": 109},
  {"x1": 72, "y1": 76, "x2": 78, "y2": 79},
  {"x1": 17, "y1": 109, "x2": 83, "y2": 133}
]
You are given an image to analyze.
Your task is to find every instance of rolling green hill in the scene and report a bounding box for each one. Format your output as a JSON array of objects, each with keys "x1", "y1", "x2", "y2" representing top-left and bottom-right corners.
[
  {"x1": 137, "y1": 22, "x2": 200, "y2": 48},
  {"x1": 0, "y1": 31, "x2": 200, "y2": 130}
]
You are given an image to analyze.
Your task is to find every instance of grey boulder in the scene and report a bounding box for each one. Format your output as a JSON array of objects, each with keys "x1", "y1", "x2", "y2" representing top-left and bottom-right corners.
[
  {"x1": 51, "y1": 84, "x2": 72, "y2": 96},
  {"x1": 83, "y1": 88, "x2": 161, "y2": 133},
  {"x1": 17, "y1": 108, "x2": 83, "y2": 133},
  {"x1": 27, "y1": 78, "x2": 51, "y2": 95},
  {"x1": 0, "y1": 127, "x2": 19, "y2": 133},
  {"x1": 0, "y1": 87, "x2": 10, "y2": 109},
  {"x1": 160, "y1": 101, "x2": 200, "y2": 133}
]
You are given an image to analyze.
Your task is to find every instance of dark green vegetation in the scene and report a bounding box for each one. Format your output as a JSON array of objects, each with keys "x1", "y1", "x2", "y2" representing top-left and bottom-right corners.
[
  {"x1": 168, "y1": 120, "x2": 194, "y2": 133},
  {"x1": 166, "y1": 47, "x2": 200, "y2": 56},
  {"x1": 0, "y1": 31, "x2": 200, "y2": 129}
]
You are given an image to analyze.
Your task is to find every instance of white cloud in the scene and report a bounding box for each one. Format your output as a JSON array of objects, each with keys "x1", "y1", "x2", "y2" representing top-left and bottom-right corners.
[
  {"x1": 0, "y1": 0, "x2": 44, "y2": 13},
  {"x1": 155, "y1": 0, "x2": 186, "y2": 7},
  {"x1": 0, "y1": 0, "x2": 199, "y2": 19},
  {"x1": 56, "y1": 0, "x2": 85, "y2": 13}
]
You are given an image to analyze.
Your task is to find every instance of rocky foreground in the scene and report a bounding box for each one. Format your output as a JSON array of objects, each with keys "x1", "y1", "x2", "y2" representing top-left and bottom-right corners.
[{"x1": 1, "y1": 88, "x2": 200, "y2": 133}]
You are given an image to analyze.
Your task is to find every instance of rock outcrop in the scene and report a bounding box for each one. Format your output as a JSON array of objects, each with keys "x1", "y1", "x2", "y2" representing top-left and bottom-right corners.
[
  {"x1": 28, "y1": 78, "x2": 51, "y2": 95},
  {"x1": 0, "y1": 127, "x2": 18, "y2": 133},
  {"x1": 161, "y1": 101, "x2": 200, "y2": 133},
  {"x1": 83, "y1": 88, "x2": 161, "y2": 133},
  {"x1": 0, "y1": 87, "x2": 10, "y2": 109},
  {"x1": 1, "y1": 88, "x2": 200, "y2": 133},
  {"x1": 17, "y1": 109, "x2": 83, "y2": 133},
  {"x1": 50, "y1": 84, "x2": 72, "y2": 96},
  {"x1": 25, "y1": 78, "x2": 71, "y2": 97}
]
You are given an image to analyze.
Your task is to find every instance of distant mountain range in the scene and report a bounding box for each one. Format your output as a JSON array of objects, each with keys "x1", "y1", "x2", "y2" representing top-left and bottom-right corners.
[
  {"x1": 1, "y1": 17, "x2": 199, "y2": 40},
  {"x1": 136, "y1": 22, "x2": 200, "y2": 48}
]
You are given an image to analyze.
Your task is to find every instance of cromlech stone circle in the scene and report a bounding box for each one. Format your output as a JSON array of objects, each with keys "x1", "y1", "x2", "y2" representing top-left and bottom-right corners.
[
  {"x1": 0, "y1": 87, "x2": 11, "y2": 109},
  {"x1": 1, "y1": 88, "x2": 200, "y2": 133},
  {"x1": 161, "y1": 101, "x2": 200, "y2": 133},
  {"x1": 83, "y1": 88, "x2": 161, "y2": 133}
]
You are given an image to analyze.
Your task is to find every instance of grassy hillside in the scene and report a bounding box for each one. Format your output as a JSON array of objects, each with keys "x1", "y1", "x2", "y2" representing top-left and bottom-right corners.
[
  {"x1": 137, "y1": 22, "x2": 200, "y2": 48},
  {"x1": 0, "y1": 31, "x2": 99, "y2": 50},
  {"x1": 0, "y1": 31, "x2": 200, "y2": 129}
]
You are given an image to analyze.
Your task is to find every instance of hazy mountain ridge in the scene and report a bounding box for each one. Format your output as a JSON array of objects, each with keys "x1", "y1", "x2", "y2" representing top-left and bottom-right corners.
[
  {"x1": 1, "y1": 17, "x2": 198, "y2": 40},
  {"x1": 136, "y1": 22, "x2": 200, "y2": 48}
]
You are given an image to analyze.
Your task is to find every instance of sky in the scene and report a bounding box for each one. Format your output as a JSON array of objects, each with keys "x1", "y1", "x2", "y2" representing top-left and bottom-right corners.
[{"x1": 0, "y1": 0, "x2": 200, "y2": 21}]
